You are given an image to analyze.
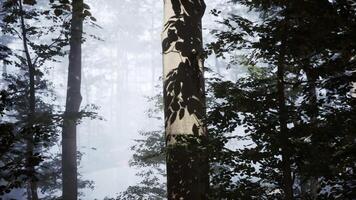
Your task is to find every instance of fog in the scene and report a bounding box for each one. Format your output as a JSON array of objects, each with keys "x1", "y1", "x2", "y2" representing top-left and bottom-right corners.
[
  {"x1": 2, "y1": 0, "x2": 355, "y2": 199},
  {"x1": 0, "y1": 0, "x2": 238, "y2": 198},
  {"x1": 72, "y1": 1, "x2": 163, "y2": 198},
  {"x1": 71, "y1": 0, "x2": 226, "y2": 198}
]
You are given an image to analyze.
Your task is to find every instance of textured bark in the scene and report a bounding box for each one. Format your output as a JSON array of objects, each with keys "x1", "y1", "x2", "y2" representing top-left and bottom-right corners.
[
  {"x1": 62, "y1": 0, "x2": 83, "y2": 199},
  {"x1": 19, "y1": 0, "x2": 39, "y2": 199},
  {"x1": 162, "y1": 0, "x2": 209, "y2": 199}
]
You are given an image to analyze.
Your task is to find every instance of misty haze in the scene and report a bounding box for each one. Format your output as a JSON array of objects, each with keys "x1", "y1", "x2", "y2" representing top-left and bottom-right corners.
[{"x1": 1, "y1": 0, "x2": 355, "y2": 200}]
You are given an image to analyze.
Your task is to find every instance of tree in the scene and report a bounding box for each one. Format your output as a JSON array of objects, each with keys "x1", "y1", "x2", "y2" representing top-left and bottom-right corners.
[
  {"x1": 62, "y1": 0, "x2": 84, "y2": 199},
  {"x1": 162, "y1": 0, "x2": 209, "y2": 199},
  {"x1": 0, "y1": 0, "x2": 69, "y2": 198},
  {"x1": 207, "y1": 0, "x2": 356, "y2": 199},
  {"x1": 18, "y1": 0, "x2": 40, "y2": 198},
  {"x1": 1, "y1": 0, "x2": 94, "y2": 198}
]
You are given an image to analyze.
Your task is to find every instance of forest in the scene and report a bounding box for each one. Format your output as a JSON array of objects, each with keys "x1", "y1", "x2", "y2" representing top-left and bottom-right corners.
[{"x1": 0, "y1": 0, "x2": 356, "y2": 199}]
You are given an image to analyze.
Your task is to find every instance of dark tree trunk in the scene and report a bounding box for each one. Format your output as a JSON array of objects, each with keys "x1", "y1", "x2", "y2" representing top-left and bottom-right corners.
[
  {"x1": 277, "y1": 47, "x2": 294, "y2": 200},
  {"x1": 19, "y1": 1, "x2": 39, "y2": 199},
  {"x1": 162, "y1": 0, "x2": 209, "y2": 199},
  {"x1": 275, "y1": 7, "x2": 295, "y2": 198},
  {"x1": 62, "y1": 0, "x2": 83, "y2": 199}
]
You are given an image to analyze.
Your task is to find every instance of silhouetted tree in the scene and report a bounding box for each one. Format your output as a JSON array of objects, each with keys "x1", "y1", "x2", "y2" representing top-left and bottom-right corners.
[
  {"x1": 1, "y1": 0, "x2": 94, "y2": 198},
  {"x1": 207, "y1": 0, "x2": 356, "y2": 199},
  {"x1": 0, "y1": 0, "x2": 68, "y2": 198},
  {"x1": 62, "y1": 0, "x2": 84, "y2": 199}
]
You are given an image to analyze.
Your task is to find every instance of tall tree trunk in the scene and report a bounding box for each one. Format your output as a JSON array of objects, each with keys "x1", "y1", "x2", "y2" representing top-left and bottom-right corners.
[
  {"x1": 276, "y1": 7, "x2": 294, "y2": 198},
  {"x1": 277, "y1": 46, "x2": 294, "y2": 200},
  {"x1": 162, "y1": 0, "x2": 209, "y2": 199},
  {"x1": 0, "y1": 1, "x2": 7, "y2": 77},
  {"x1": 62, "y1": 0, "x2": 83, "y2": 199},
  {"x1": 18, "y1": 1, "x2": 39, "y2": 199}
]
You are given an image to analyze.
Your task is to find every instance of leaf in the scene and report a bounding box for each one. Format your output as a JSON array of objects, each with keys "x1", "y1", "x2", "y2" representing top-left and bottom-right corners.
[
  {"x1": 43, "y1": 10, "x2": 50, "y2": 15},
  {"x1": 170, "y1": 112, "x2": 177, "y2": 125},
  {"x1": 90, "y1": 16, "x2": 97, "y2": 22},
  {"x1": 83, "y1": 3, "x2": 90, "y2": 9},
  {"x1": 23, "y1": 0, "x2": 37, "y2": 5},
  {"x1": 54, "y1": 9, "x2": 63, "y2": 16},
  {"x1": 83, "y1": 9, "x2": 91, "y2": 17},
  {"x1": 171, "y1": 100, "x2": 180, "y2": 111},
  {"x1": 179, "y1": 109, "x2": 185, "y2": 120}
]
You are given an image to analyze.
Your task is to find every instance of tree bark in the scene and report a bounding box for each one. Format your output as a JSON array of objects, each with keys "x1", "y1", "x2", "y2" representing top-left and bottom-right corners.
[
  {"x1": 62, "y1": 0, "x2": 83, "y2": 199},
  {"x1": 18, "y1": 0, "x2": 39, "y2": 199},
  {"x1": 162, "y1": 0, "x2": 209, "y2": 199}
]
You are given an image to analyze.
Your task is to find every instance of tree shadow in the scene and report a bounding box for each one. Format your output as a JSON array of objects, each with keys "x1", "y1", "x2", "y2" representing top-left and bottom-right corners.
[
  {"x1": 162, "y1": 0, "x2": 208, "y2": 199},
  {"x1": 163, "y1": 0, "x2": 206, "y2": 136}
]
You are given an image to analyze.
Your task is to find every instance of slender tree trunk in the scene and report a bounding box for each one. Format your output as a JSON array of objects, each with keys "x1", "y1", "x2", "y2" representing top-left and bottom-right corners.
[
  {"x1": 162, "y1": 0, "x2": 209, "y2": 199},
  {"x1": 62, "y1": 0, "x2": 83, "y2": 199},
  {"x1": 19, "y1": 1, "x2": 39, "y2": 199},
  {"x1": 277, "y1": 45, "x2": 294, "y2": 200},
  {"x1": 275, "y1": 7, "x2": 295, "y2": 198},
  {"x1": 277, "y1": 63, "x2": 294, "y2": 200},
  {"x1": 1, "y1": 2, "x2": 7, "y2": 77}
]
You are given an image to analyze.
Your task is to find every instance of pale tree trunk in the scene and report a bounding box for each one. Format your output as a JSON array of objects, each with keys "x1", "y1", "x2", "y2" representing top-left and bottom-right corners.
[
  {"x1": 62, "y1": 0, "x2": 83, "y2": 199},
  {"x1": 18, "y1": 0, "x2": 39, "y2": 199},
  {"x1": 162, "y1": 0, "x2": 209, "y2": 199}
]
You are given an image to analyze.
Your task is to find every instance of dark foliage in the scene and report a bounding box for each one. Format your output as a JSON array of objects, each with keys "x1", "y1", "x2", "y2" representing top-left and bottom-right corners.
[
  {"x1": 0, "y1": 0, "x2": 95, "y2": 198},
  {"x1": 206, "y1": 0, "x2": 356, "y2": 199}
]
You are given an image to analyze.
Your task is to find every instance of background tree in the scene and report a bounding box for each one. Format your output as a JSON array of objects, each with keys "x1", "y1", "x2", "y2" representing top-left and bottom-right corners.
[
  {"x1": 0, "y1": 0, "x2": 95, "y2": 199},
  {"x1": 62, "y1": 0, "x2": 85, "y2": 199},
  {"x1": 206, "y1": 0, "x2": 356, "y2": 199},
  {"x1": 0, "y1": 0, "x2": 68, "y2": 198}
]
